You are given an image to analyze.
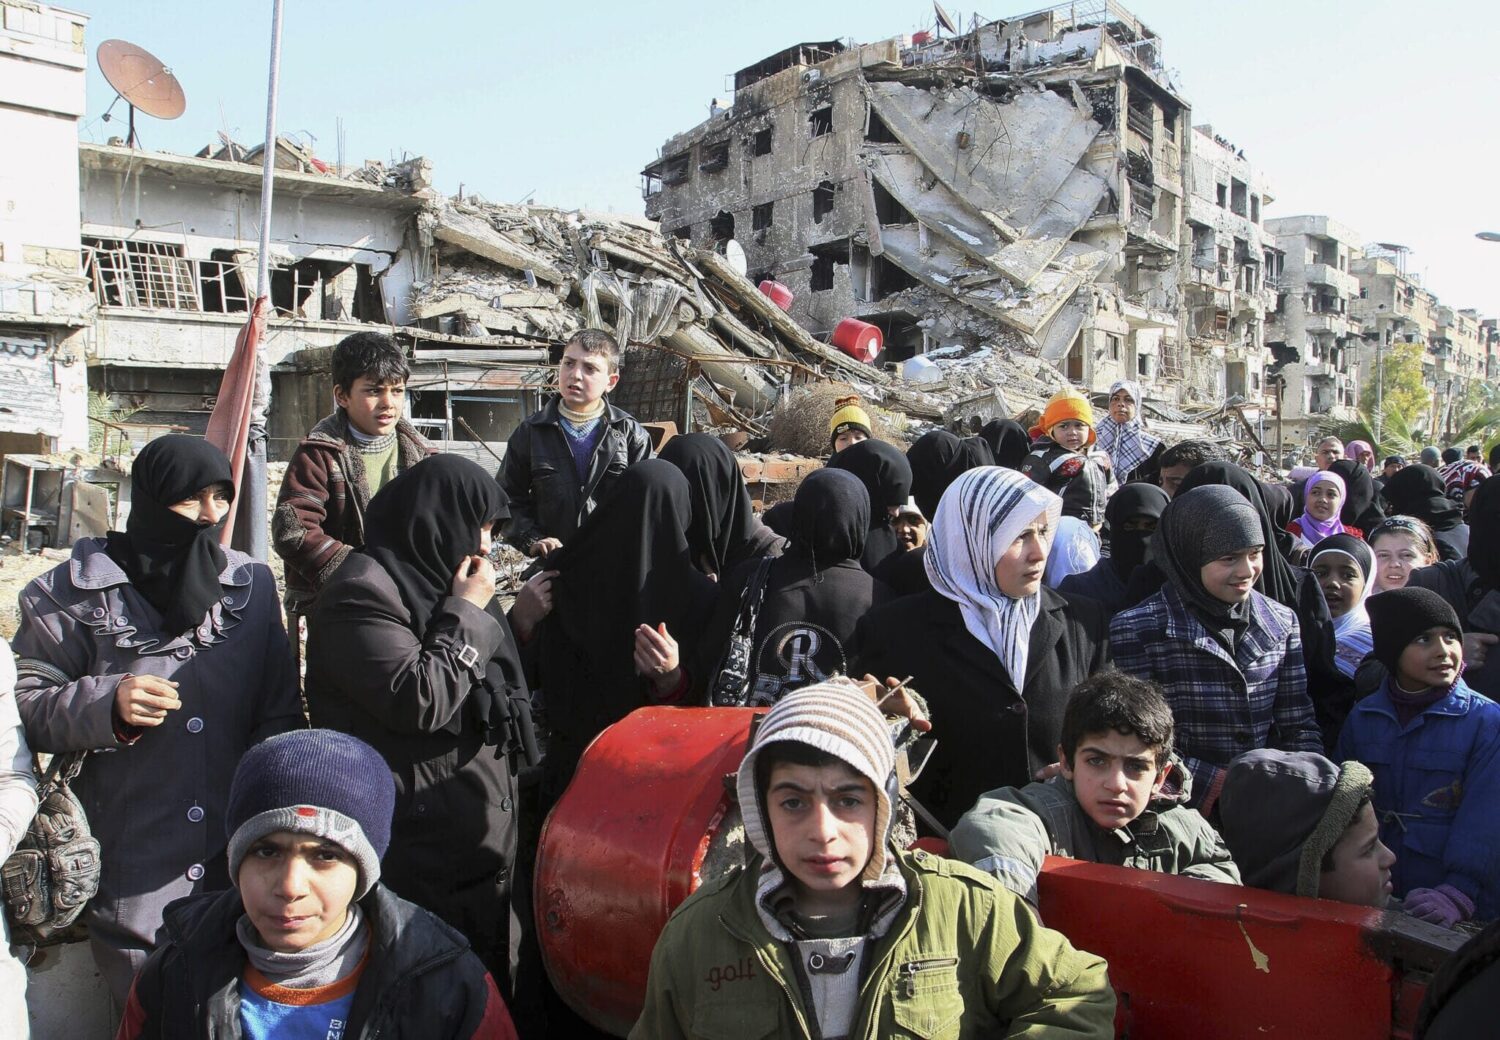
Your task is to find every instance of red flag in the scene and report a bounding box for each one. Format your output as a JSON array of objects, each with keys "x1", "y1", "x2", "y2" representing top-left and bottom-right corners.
[{"x1": 204, "y1": 295, "x2": 268, "y2": 546}]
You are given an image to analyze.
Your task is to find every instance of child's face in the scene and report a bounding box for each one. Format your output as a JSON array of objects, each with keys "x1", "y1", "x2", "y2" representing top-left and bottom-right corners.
[
  {"x1": 1305, "y1": 481, "x2": 1342, "y2": 522},
  {"x1": 558, "y1": 343, "x2": 619, "y2": 409},
  {"x1": 832, "y1": 428, "x2": 868, "y2": 453},
  {"x1": 238, "y1": 832, "x2": 359, "y2": 953},
  {"x1": 1060, "y1": 730, "x2": 1166, "y2": 831},
  {"x1": 1396, "y1": 626, "x2": 1463, "y2": 690},
  {"x1": 1372, "y1": 531, "x2": 1432, "y2": 592},
  {"x1": 335, "y1": 376, "x2": 406, "y2": 438},
  {"x1": 1311, "y1": 554, "x2": 1365, "y2": 619},
  {"x1": 1050, "y1": 419, "x2": 1090, "y2": 453},
  {"x1": 893, "y1": 512, "x2": 928, "y2": 550},
  {"x1": 765, "y1": 759, "x2": 876, "y2": 914},
  {"x1": 1199, "y1": 547, "x2": 1263, "y2": 605},
  {"x1": 1318, "y1": 803, "x2": 1395, "y2": 908}
]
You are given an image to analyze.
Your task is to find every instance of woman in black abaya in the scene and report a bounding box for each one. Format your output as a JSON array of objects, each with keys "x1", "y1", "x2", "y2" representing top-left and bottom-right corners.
[
  {"x1": 826, "y1": 438, "x2": 913, "y2": 575},
  {"x1": 659, "y1": 433, "x2": 784, "y2": 578}
]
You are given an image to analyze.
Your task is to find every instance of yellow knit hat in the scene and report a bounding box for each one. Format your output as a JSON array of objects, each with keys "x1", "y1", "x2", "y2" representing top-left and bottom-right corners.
[
  {"x1": 829, "y1": 395, "x2": 872, "y2": 447},
  {"x1": 1029, "y1": 388, "x2": 1096, "y2": 446}
]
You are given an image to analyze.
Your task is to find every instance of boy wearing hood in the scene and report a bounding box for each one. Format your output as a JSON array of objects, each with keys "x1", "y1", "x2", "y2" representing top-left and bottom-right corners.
[
  {"x1": 952, "y1": 671, "x2": 1239, "y2": 907},
  {"x1": 1021, "y1": 388, "x2": 1108, "y2": 528},
  {"x1": 631, "y1": 679, "x2": 1115, "y2": 1040}
]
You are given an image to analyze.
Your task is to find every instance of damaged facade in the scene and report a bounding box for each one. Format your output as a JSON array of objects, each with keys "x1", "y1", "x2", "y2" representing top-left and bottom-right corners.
[
  {"x1": 642, "y1": 1, "x2": 1196, "y2": 409},
  {"x1": 0, "y1": 1, "x2": 92, "y2": 456}
]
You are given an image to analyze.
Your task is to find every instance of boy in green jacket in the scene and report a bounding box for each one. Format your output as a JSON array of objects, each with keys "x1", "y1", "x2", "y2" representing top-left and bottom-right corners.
[
  {"x1": 631, "y1": 678, "x2": 1115, "y2": 1040},
  {"x1": 951, "y1": 671, "x2": 1240, "y2": 908}
]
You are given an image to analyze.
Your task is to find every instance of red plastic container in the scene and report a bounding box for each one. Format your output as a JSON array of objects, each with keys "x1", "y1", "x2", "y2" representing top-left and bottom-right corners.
[
  {"x1": 912, "y1": 30, "x2": 932, "y2": 44},
  {"x1": 831, "y1": 317, "x2": 883, "y2": 363},
  {"x1": 757, "y1": 279, "x2": 794, "y2": 312}
]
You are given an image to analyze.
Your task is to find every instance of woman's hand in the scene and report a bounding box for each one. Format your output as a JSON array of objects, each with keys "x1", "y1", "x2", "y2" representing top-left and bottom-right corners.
[
  {"x1": 511, "y1": 570, "x2": 558, "y2": 642},
  {"x1": 634, "y1": 623, "x2": 682, "y2": 694},
  {"x1": 452, "y1": 555, "x2": 497, "y2": 609},
  {"x1": 114, "y1": 674, "x2": 181, "y2": 729},
  {"x1": 858, "y1": 674, "x2": 932, "y2": 733}
]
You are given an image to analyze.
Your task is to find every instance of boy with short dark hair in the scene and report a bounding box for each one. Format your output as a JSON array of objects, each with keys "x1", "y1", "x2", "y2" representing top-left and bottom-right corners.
[
  {"x1": 952, "y1": 671, "x2": 1239, "y2": 906},
  {"x1": 1218, "y1": 749, "x2": 1395, "y2": 908},
  {"x1": 116, "y1": 729, "x2": 516, "y2": 1039},
  {"x1": 273, "y1": 331, "x2": 431, "y2": 612},
  {"x1": 631, "y1": 679, "x2": 1116, "y2": 1039},
  {"x1": 497, "y1": 328, "x2": 652, "y2": 557},
  {"x1": 1335, "y1": 586, "x2": 1500, "y2": 926}
]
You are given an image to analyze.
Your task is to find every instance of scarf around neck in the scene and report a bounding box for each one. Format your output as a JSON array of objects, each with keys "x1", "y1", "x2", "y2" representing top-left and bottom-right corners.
[
  {"x1": 1309, "y1": 535, "x2": 1374, "y2": 678},
  {"x1": 1296, "y1": 471, "x2": 1347, "y2": 544},
  {"x1": 236, "y1": 903, "x2": 369, "y2": 990},
  {"x1": 104, "y1": 434, "x2": 234, "y2": 636},
  {"x1": 1153, "y1": 484, "x2": 1264, "y2": 623},
  {"x1": 1096, "y1": 381, "x2": 1160, "y2": 479},
  {"x1": 925, "y1": 467, "x2": 1062, "y2": 686}
]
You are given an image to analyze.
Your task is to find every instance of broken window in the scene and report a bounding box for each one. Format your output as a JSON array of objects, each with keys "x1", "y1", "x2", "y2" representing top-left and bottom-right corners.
[
  {"x1": 709, "y1": 210, "x2": 735, "y2": 244},
  {"x1": 813, "y1": 180, "x2": 837, "y2": 224},
  {"x1": 809, "y1": 105, "x2": 833, "y2": 138},
  {"x1": 752, "y1": 128, "x2": 772, "y2": 156},
  {"x1": 1250, "y1": 195, "x2": 1261, "y2": 224},
  {"x1": 872, "y1": 180, "x2": 914, "y2": 226},
  {"x1": 662, "y1": 154, "x2": 690, "y2": 186},
  {"x1": 699, "y1": 140, "x2": 730, "y2": 174},
  {"x1": 82, "y1": 238, "x2": 199, "y2": 310},
  {"x1": 1107, "y1": 333, "x2": 1123, "y2": 361},
  {"x1": 201, "y1": 250, "x2": 250, "y2": 313},
  {"x1": 865, "y1": 107, "x2": 898, "y2": 143},
  {"x1": 1126, "y1": 90, "x2": 1154, "y2": 141},
  {"x1": 1230, "y1": 179, "x2": 1248, "y2": 218},
  {"x1": 873, "y1": 254, "x2": 918, "y2": 300},
  {"x1": 1084, "y1": 85, "x2": 1117, "y2": 130},
  {"x1": 1216, "y1": 183, "x2": 1228, "y2": 209},
  {"x1": 809, "y1": 240, "x2": 848, "y2": 293},
  {"x1": 670, "y1": 225, "x2": 692, "y2": 241},
  {"x1": 752, "y1": 202, "x2": 774, "y2": 232}
]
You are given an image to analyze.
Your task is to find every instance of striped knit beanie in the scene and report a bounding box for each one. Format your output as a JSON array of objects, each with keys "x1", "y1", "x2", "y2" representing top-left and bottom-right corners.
[
  {"x1": 226, "y1": 730, "x2": 395, "y2": 900},
  {"x1": 737, "y1": 678, "x2": 897, "y2": 883}
]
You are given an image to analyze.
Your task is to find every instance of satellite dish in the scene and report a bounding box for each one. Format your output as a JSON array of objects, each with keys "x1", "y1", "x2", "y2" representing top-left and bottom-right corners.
[
  {"x1": 97, "y1": 39, "x2": 186, "y2": 148},
  {"x1": 724, "y1": 239, "x2": 748, "y2": 276},
  {"x1": 933, "y1": 1, "x2": 958, "y2": 35}
]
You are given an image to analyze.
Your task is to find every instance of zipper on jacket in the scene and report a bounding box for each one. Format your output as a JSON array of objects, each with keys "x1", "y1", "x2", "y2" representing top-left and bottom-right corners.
[
  {"x1": 896, "y1": 956, "x2": 958, "y2": 998},
  {"x1": 719, "y1": 914, "x2": 816, "y2": 1039}
]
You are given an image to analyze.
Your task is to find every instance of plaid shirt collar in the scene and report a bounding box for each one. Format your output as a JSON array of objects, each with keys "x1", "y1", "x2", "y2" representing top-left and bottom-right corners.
[{"x1": 1158, "y1": 583, "x2": 1292, "y2": 670}]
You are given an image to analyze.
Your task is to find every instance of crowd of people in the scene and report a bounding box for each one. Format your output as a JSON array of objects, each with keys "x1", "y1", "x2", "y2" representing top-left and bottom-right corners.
[{"x1": 0, "y1": 326, "x2": 1496, "y2": 1037}]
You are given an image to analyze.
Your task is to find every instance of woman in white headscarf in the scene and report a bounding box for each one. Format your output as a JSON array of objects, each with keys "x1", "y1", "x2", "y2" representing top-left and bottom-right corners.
[
  {"x1": 853, "y1": 467, "x2": 1111, "y2": 828},
  {"x1": 1043, "y1": 516, "x2": 1101, "y2": 588},
  {"x1": 1095, "y1": 380, "x2": 1163, "y2": 484},
  {"x1": 1309, "y1": 534, "x2": 1375, "y2": 679}
]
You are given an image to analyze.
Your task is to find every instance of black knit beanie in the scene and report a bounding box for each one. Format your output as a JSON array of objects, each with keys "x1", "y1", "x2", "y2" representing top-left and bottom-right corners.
[
  {"x1": 226, "y1": 729, "x2": 395, "y2": 899},
  {"x1": 1366, "y1": 586, "x2": 1462, "y2": 675}
]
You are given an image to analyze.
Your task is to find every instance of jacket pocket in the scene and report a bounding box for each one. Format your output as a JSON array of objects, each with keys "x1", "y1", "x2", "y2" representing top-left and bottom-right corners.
[
  {"x1": 690, "y1": 997, "x2": 780, "y2": 1040},
  {"x1": 889, "y1": 955, "x2": 963, "y2": 1038}
]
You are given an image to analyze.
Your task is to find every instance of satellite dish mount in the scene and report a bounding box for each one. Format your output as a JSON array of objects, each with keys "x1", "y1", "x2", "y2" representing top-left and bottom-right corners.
[{"x1": 97, "y1": 39, "x2": 186, "y2": 148}]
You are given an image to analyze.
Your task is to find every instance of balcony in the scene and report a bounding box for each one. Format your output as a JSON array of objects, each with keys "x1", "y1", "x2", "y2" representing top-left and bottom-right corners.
[
  {"x1": 1304, "y1": 263, "x2": 1358, "y2": 297},
  {"x1": 1304, "y1": 312, "x2": 1352, "y2": 335}
]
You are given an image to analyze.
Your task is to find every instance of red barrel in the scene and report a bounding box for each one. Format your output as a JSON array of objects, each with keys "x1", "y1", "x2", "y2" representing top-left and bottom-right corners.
[
  {"x1": 831, "y1": 317, "x2": 883, "y2": 363},
  {"x1": 758, "y1": 279, "x2": 794, "y2": 312},
  {"x1": 536, "y1": 707, "x2": 759, "y2": 1036},
  {"x1": 912, "y1": 29, "x2": 932, "y2": 43}
]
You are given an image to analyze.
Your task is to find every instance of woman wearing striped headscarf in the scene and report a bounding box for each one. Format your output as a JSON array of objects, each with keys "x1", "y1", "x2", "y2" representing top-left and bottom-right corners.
[
  {"x1": 1095, "y1": 380, "x2": 1164, "y2": 485},
  {"x1": 853, "y1": 467, "x2": 1110, "y2": 829}
]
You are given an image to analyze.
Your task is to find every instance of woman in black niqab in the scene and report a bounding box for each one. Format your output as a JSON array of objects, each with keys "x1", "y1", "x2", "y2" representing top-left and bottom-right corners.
[
  {"x1": 875, "y1": 431, "x2": 990, "y2": 595},
  {"x1": 105, "y1": 434, "x2": 234, "y2": 635},
  {"x1": 1384, "y1": 465, "x2": 1468, "y2": 560},
  {"x1": 658, "y1": 433, "x2": 781, "y2": 577},
  {"x1": 826, "y1": 438, "x2": 913, "y2": 574},
  {"x1": 1329, "y1": 458, "x2": 1385, "y2": 531}
]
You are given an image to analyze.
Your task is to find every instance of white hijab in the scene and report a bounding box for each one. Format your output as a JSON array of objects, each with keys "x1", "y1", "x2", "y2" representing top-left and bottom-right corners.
[
  {"x1": 925, "y1": 467, "x2": 1063, "y2": 686},
  {"x1": 1044, "y1": 516, "x2": 1100, "y2": 588}
]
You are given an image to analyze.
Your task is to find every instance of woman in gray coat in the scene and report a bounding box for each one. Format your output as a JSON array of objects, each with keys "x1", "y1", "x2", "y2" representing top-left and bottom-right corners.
[{"x1": 12, "y1": 436, "x2": 301, "y2": 1005}]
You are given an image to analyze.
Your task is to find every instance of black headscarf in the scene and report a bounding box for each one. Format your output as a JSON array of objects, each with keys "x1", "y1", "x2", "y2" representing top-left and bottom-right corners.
[
  {"x1": 659, "y1": 433, "x2": 758, "y2": 577},
  {"x1": 105, "y1": 434, "x2": 233, "y2": 635},
  {"x1": 979, "y1": 419, "x2": 1031, "y2": 470},
  {"x1": 362, "y1": 455, "x2": 531, "y2": 752},
  {"x1": 1153, "y1": 485, "x2": 1263, "y2": 652},
  {"x1": 1385, "y1": 465, "x2": 1465, "y2": 533},
  {"x1": 791, "y1": 468, "x2": 868, "y2": 568},
  {"x1": 1467, "y1": 477, "x2": 1500, "y2": 591},
  {"x1": 1105, "y1": 482, "x2": 1169, "y2": 580},
  {"x1": 827, "y1": 439, "x2": 913, "y2": 573},
  {"x1": 544, "y1": 460, "x2": 716, "y2": 741},
  {"x1": 907, "y1": 430, "x2": 991, "y2": 520},
  {"x1": 1329, "y1": 458, "x2": 1384, "y2": 531},
  {"x1": 1178, "y1": 461, "x2": 1301, "y2": 609}
]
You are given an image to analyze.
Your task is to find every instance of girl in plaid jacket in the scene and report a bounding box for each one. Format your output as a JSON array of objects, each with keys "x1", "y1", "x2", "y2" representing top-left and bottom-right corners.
[{"x1": 1110, "y1": 485, "x2": 1322, "y2": 816}]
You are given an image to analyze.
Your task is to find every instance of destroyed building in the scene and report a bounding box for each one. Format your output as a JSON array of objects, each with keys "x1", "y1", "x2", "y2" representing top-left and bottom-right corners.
[
  {"x1": 1264, "y1": 215, "x2": 1363, "y2": 444},
  {"x1": 641, "y1": 1, "x2": 1199, "y2": 405}
]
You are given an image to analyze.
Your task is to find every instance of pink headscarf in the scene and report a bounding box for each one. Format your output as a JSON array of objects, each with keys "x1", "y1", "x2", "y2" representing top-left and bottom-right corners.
[
  {"x1": 1297, "y1": 470, "x2": 1347, "y2": 544},
  {"x1": 1346, "y1": 440, "x2": 1375, "y2": 472}
]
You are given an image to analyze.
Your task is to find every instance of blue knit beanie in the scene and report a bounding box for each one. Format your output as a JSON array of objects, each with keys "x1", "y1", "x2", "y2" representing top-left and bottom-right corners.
[{"x1": 226, "y1": 730, "x2": 394, "y2": 899}]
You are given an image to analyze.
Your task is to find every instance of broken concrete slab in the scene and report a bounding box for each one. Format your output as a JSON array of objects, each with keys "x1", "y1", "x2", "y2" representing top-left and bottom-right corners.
[{"x1": 430, "y1": 205, "x2": 567, "y2": 284}]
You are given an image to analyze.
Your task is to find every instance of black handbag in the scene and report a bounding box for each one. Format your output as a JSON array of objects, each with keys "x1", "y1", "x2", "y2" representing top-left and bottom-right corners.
[
  {"x1": 708, "y1": 556, "x2": 775, "y2": 707},
  {"x1": 2, "y1": 751, "x2": 101, "y2": 947}
]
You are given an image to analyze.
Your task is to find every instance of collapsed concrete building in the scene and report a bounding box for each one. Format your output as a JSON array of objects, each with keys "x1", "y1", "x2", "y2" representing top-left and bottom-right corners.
[{"x1": 642, "y1": 1, "x2": 1202, "y2": 408}]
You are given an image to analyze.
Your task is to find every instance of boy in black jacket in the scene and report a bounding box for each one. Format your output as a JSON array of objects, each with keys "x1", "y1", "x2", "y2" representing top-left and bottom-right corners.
[{"x1": 116, "y1": 730, "x2": 516, "y2": 1040}]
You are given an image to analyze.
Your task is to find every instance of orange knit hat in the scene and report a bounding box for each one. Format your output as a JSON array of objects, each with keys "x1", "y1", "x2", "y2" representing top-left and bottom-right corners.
[{"x1": 1028, "y1": 388, "x2": 1096, "y2": 446}]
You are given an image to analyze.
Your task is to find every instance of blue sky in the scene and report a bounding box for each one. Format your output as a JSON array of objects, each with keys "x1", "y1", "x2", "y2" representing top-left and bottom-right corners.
[{"x1": 76, "y1": 1, "x2": 1500, "y2": 316}]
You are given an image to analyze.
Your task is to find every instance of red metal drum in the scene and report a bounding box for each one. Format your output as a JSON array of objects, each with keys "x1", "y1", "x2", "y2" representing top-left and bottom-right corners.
[
  {"x1": 831, "y1": 317, "x2": 883, "y2": 363},
  {"x1": 535, "y1": 706, "x2": 759, "y2": 1036},
  {"x1": 757, "y1": 279, "x2": 794, "y2": 312}
]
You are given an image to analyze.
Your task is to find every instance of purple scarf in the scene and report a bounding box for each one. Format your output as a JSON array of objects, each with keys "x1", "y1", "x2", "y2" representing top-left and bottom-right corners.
[{"x1": 1296, "y1": 470, "x2": 1347, "y2": 544}]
